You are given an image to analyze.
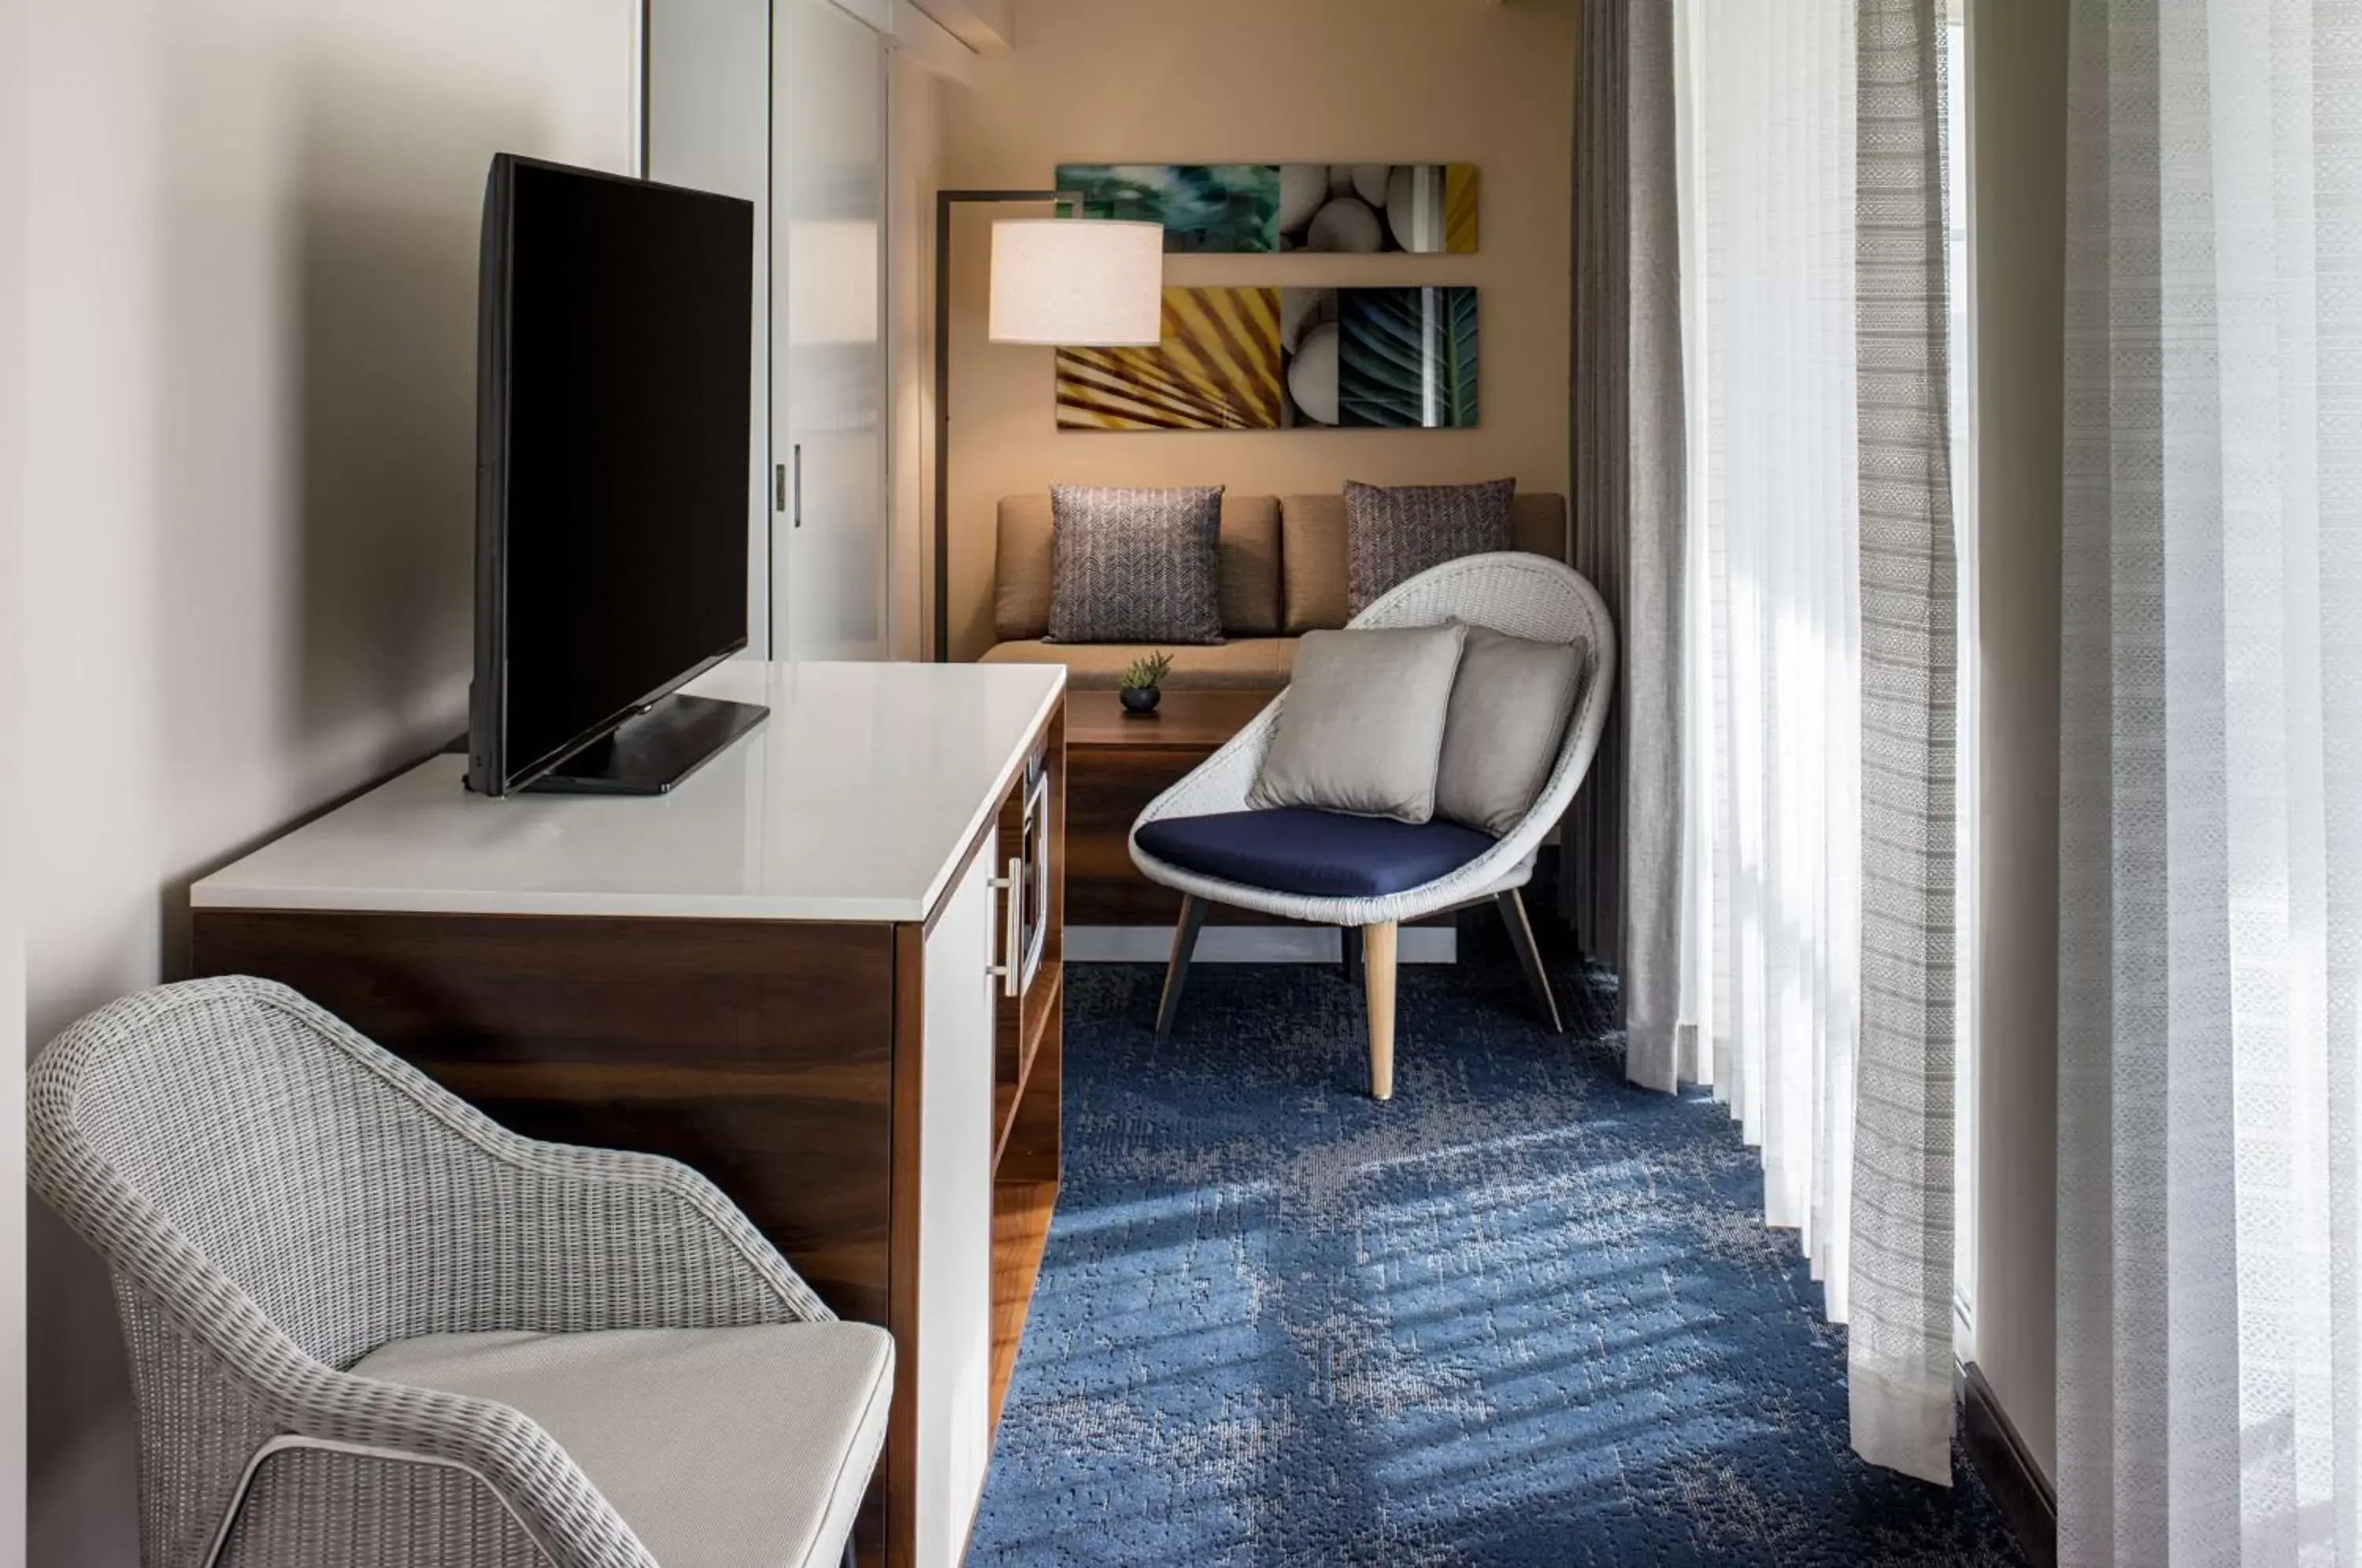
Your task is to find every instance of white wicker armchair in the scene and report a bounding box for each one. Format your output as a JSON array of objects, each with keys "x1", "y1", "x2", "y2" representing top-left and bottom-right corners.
[
  {"x1": 28, "y1": 976, "x2": 890, "y2": 1568},
  {"x1": 1128, "y1": 552, "x2": 1616, "y2": 1099}
]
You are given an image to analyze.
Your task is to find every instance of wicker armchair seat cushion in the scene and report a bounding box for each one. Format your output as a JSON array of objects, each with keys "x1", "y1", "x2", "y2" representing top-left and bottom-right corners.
[
  {"x1": 1132, "y1": 806, "x2": 1495, "y2": 900},
  {"x1": 354, "y1": 1322, "x2": 893, "y2": 1568}
]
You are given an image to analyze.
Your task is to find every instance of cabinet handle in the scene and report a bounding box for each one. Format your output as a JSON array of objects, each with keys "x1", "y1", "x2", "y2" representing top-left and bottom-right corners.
[
  {"x1": 986, "y1": 856, "x2": 1023, "y2": 997},
  {"x1": 792, "y1": 442, "x2": 803, "y2": 528}
]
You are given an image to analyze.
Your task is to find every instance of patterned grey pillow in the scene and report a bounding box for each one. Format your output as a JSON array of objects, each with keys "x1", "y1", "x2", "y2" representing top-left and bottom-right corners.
[
  {"x1": 1343, "y1": 478, "x2": 1516, "y2": 615},
  {"x1": 1046, "y1": 485, "x2": 1226, "y2": 645}
]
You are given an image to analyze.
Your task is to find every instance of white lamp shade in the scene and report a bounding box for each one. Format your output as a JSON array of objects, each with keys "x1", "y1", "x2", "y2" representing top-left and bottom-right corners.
[{"x1": 987, "y1": 219, "x2": 1164, "y2": 346}]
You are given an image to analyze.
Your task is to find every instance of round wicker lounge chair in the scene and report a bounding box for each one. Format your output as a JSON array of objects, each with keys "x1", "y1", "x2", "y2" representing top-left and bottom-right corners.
[{"x1": 1128, "y1": 552, "x2": 1616, "y2": 1100}]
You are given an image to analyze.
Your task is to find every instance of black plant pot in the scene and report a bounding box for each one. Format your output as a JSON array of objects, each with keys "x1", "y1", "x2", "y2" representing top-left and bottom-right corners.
[{"x1": 1120, "y1": 685, "x2": 1162, "y2": 716}]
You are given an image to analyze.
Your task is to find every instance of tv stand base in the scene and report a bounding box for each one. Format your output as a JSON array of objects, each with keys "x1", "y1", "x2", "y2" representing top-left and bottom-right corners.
[{"x1": 527, "y1": 692, "x2": 768, "y2": 795}]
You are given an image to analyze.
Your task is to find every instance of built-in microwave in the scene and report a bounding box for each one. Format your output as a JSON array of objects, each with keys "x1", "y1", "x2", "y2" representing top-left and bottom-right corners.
[{"x1": 995, "y1": 751, "x2": 1050, "y2": 999}]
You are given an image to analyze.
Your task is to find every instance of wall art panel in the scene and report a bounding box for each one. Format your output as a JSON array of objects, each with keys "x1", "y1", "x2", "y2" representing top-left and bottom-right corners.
[
  {"x1": 1055, "y1": 163, "x2": 1479, "y2": 253},
  {"x1": 1056, "y1": 285, "x2": 1479, "y2": 431}
]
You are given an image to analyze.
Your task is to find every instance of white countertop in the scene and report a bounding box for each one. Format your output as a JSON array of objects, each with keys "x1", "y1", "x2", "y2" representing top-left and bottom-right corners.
[{"x1": 191, "y1": 660, "x2": 1066, "y2": 924}]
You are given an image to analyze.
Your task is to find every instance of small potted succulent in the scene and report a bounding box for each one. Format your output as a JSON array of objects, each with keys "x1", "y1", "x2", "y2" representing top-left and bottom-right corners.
[{"x1": 1118, "y1": 651, "x2": 1172, "y2": 716}]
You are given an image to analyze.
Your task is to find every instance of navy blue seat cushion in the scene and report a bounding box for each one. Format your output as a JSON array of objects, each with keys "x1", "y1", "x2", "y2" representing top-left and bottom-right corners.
[{"x1": 1134, "y1": 807, "x2": 1497, "y2": 900}]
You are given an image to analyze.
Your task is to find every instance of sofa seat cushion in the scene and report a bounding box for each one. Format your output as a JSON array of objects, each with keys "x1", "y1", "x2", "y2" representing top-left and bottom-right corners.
[
  {"x1": 351, "y1": 1322, "x2": 894, "y2": 1568},
  {"x1": 1135, "y1": 806, "x2": 1495, "y2": 900},
  {"x1": 979, "y1": 637, "x2": 1296, "y2": 691}
]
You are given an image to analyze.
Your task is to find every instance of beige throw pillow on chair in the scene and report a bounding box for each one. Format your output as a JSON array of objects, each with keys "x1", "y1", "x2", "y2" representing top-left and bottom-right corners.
[
  {"x1": 1434, "y1": 624, "x2": 1589, "y2": 837},
  {"x1": 1248, "y1": 625, "x2": 1468, "y2": 823}
]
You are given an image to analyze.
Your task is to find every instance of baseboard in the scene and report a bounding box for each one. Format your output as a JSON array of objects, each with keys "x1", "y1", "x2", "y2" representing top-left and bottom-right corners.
[
  {"x1": 1961, "y1": 1362, "x2": 2057, "y2": 1568},
  {"x1": 1065, "y1": 925, "x2": 1458, "y2": 964}
]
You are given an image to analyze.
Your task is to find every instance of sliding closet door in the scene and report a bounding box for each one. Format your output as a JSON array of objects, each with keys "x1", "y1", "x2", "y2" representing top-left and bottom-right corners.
[{"x1": 773, "y1": 0, "x2": 889, "y2": 660}]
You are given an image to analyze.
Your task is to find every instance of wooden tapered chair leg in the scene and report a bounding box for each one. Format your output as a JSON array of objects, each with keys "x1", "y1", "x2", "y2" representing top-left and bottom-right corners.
[
  {"x1": 1155, "y1": 894, "x2": 1209, "y2": 1035},
  {"x1": 1496, "y1": 887, "x2": 1564, "y2": 1034},
  {"x1": 1362, "y1": 921, "x2": 1398, "y2": 1100}
]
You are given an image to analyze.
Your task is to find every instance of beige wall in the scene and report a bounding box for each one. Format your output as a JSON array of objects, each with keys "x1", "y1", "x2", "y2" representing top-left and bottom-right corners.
[
  {"x1": 1969, "y1": 0, "x2": 2066, "y2": 1485},
  {"x1": 935, "y1": 0, "x2": 1576, "y2": 659},
  {"x1": 20, "y1": 1, "x2": 639, "y2": 1560}
]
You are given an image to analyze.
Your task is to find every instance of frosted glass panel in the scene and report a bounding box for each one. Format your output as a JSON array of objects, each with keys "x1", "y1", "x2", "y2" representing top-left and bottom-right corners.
[{"x1": 775, "y1": 0, "x2": 888, "y2": 660}]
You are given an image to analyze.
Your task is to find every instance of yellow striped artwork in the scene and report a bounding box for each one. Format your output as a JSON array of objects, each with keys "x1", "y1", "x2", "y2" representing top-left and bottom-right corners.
[
  {"x1": 1056, "y1": 287, "x2": 1284, "y2": 431},
  {"x1": 1444, "y1": 164, "x2": 1480, "y2": 254}
]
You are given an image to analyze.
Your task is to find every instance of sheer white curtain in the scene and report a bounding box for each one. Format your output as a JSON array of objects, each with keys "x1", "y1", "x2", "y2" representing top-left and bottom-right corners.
[
  {"x1": 1672, "y1": 0, "x2": 1958, "y2": 1483},
  {"x1": 1676, "y1": 0, "x2": 1863, "y2": 1295},
  {"x1": 2057, "y1": 0, "x2": 2362, "y2": 1561}
]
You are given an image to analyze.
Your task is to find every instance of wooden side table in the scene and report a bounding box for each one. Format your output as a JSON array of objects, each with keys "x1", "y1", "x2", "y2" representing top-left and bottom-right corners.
[{"x1": 1063, "y1": 688, "x2": 1272, "y2": 924}]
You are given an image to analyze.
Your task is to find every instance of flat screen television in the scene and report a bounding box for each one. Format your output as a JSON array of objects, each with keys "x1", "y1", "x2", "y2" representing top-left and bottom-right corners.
[{"x1": 468, "y1": 153, "x2": 765, "y2": 797}]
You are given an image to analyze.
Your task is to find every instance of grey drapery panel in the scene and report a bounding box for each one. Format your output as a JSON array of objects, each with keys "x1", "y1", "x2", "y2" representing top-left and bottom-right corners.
[
  {"x1": 2058, "y1": 0, "x2": 2362, "y2": 1559},
  {"x1": 1569, "y1": 0, "x2": 1688, "y2": 1092},
  {"x1": 1565, "y1": 0, "x2": 1629, "y2": 973},
  {"x1": 1848, "y1": 0, "x2": 1958, "y2": 1487}
]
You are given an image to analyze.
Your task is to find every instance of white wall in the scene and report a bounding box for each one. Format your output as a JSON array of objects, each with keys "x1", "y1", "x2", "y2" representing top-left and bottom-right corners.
[
  {"x1": 1968, "y1": 0, "x2": 2066, "y2": 1486},
  {"x1": 3, "y1": 0, "x2": 30, "y2": 1559},
  {"x1": 20, "y1": 0, "x2": 639, "y2": 1559}
]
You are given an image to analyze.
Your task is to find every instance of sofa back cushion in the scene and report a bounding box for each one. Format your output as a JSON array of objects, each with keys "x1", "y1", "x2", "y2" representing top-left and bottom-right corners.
[
  {"x1": 1280, "y1": 491, "x2": 1568, "y2": 634},
  {"x1": 996, "y1": 493, "x2": 1282, "y2": 641}
]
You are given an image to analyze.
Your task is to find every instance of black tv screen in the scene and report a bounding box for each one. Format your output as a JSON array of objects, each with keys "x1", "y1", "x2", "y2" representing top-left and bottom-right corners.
[{"x1": 469, "y1": 154, "x2": 755, "y2": 796}]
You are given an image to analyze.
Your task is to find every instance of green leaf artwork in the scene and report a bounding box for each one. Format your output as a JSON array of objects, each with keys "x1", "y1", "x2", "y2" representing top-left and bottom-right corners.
[
  {"x1": 1336, "y1": 287, "x2": 1479, "y2": 429},
  {"x1": 1056, "y1": 163, "x2": 1479, "y2": 253},
  {"x1": 1056, "y1": 164, "x2": 1281, "y2": 253}
]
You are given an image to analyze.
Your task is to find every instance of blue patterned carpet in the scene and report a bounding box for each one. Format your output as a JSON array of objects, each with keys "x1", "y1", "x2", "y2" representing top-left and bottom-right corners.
[{"x1": 968, "y1": 913, "x2": 2029, "y2": 1567}]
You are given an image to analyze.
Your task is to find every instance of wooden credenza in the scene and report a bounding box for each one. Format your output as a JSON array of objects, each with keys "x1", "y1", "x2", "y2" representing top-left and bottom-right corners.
[{"x1": 187, "y1": 660, "x2": 1067, "y2": 1568}]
